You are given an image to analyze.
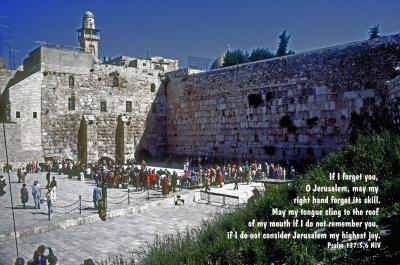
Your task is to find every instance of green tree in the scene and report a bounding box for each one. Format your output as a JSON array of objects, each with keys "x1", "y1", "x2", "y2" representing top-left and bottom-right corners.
[
  {"x1": 248, "y1": 47, "x2": 275, "y2": 62},
  {"x1": 276, "y1": 30, "x2": 294, "y2": 57},
  {"x1": 223, "y1": 49, "x2": 249, "y2": 67},
  {"x1": 369, "y1": 24, "x2": 380, "y2": 39}
]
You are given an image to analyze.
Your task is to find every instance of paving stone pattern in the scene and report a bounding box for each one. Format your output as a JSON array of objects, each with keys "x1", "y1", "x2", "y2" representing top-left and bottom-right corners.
[
  {"x1": 0, "y1": 169, "x2": 260, "y2": 264},
  {"x1": 0, "y1": 202, "x2": 228, "y2": 265}
]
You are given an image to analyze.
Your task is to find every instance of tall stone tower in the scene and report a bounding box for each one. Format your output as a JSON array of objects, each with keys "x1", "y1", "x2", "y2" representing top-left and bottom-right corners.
[{"x1": 77, "y1": 11, "x2": 100, "y2": 58}]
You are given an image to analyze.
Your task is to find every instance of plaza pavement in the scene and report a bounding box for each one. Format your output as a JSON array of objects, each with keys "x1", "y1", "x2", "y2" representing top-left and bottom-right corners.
[
  {"x1": 0, "y1": 168, "x2": 263, "y2": 264},
  {"x1": 0, "y1": 171, "x2": 189, "y2": 239}
]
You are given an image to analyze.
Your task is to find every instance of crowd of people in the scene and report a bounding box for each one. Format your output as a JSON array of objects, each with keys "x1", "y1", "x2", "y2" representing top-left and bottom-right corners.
[
  {"x1": 4, "y1": 156, "x2": 297, "y2": 212},
  {"x1": 46, "y1": 157, "x2": 296, "y2": 193}
]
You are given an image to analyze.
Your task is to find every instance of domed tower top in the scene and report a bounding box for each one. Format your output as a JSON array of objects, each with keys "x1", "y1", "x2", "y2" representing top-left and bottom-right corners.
[
  {"x1": 83, "y1": 11, "x2": 95, "y2": 29},
  {"x1": 77, "y1": 11, "x2": 100, "y2": 59}
]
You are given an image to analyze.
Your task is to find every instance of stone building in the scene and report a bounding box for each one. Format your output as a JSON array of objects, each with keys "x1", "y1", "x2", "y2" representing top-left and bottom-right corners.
[
  {"x1": 0, "y1": 11, "x2": 400, "y2": 168},
  {"x1": 0, "y1": 11, "x2": 178, "y2": 167}
]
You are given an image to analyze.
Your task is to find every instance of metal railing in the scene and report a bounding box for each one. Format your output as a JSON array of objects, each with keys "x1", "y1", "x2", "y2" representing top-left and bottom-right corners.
[
  {"x1": 48, "y1": 189, "x2": 151, "y2": 220},
  {"x1": 199, "y1": 191, "x2": 239, "y2": 206}
]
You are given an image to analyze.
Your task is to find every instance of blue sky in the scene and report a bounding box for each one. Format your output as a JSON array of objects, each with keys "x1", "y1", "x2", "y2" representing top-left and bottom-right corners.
[{"x1": 1, "y1": 0, "x2": 399, "y2": 68}]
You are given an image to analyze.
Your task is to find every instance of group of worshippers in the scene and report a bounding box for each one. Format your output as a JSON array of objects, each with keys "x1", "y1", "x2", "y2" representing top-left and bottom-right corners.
[{"x1": 180, "y1": 158, "x2": 296, "y2": 187}]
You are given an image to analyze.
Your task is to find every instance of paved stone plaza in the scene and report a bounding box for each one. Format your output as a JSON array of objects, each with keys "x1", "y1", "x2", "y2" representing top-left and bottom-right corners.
[
  {"x1": 0, "y1": 171, "x2": 183, "y2": 236},
  {"x1": 0, "y1": 169, "x2": 262, "y2": 264}
]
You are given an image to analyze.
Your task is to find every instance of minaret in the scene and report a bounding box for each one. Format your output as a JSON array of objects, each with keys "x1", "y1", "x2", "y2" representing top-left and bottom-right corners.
[{"x1": 77, "y1": 11, "x2": 100, "y2": 58}]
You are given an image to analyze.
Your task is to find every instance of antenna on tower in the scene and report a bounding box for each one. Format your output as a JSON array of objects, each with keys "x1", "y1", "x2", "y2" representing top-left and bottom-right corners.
[
  {"x1": 6, "y1": 31, "x2": 14, "y2": 69},
  {"x1": 10, "y1": 49, "x2": 20, "y2": 69},
  {"x1": 0, "y1": 16, "x2": 8, "y2": 58}
]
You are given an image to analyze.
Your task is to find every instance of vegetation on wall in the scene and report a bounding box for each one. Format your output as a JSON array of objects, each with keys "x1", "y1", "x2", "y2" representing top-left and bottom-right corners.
[{"x1": 276, "y1": 30, "x2": 295, "y2": 57}]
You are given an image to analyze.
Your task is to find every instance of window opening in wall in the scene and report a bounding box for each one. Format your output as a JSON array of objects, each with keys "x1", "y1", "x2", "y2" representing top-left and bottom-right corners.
[
  {"x1": 68, "y1": 97, "x2": 75, "y2": 111},
  {"x1": 150, "y1": 83, "x2": 156, "y2": 92},
  {"x1": 126, "y1": 101, "x2": 132, "y2": 112},
  {"x1": 248, "y1": 94, "x2": 262, "y2": 107},
  {"x1": 112, "y1": 76, "x2": 119, "y2": 87},
  {"x1": 101, "y1": 101, "x2": 107, "y2": 112},
  {"x1": 69, "y1": 76, "x2": 74, "y2": 87},
  {"x1": 33, "y1": 112, "x2": 37, "y2": 118},
  {"x1": 16, "y1": 111, "x2": 20, "y2": 118}
]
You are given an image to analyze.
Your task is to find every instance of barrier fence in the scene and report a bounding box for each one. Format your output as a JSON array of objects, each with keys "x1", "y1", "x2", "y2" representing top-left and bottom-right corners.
[{"x1": 48, "y1": 189, "x2": 156, "y2": 220}]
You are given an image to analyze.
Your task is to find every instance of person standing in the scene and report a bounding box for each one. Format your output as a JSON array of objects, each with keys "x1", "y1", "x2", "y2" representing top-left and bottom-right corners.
[
  {"x1": 20, "y1": 183, "x2": 29, "y2": 209},
  {"x1": 204, "y1": 171, "x2": 211, "y2": 192},
  {"x1": 46, "y1": 170, "x2": 51, "y2": 187},
  {"x1": 32, "y1": 181, "x2": 41, "y2": 209},
  {"x1": 17, "y1": 168, "x2": 22, "y2": 183},
  {"x1": 21, "y1": 168, "x2": 27, "y2": 184},
  {"x1": 92, "y1": 184, "x2": 102, "y2": 209},
  {"x1": 46, "y1": 187, "x2": 56, "y2": 216},
  {"x1": 161, "y1": 176, "x2": 168, "y2": 197},
  {"x1": 49, "y1": 177, "x2": 57, "y2": 189},
  {"x1": 171, "y1": 171, "x2": 177, "y2": 192}
]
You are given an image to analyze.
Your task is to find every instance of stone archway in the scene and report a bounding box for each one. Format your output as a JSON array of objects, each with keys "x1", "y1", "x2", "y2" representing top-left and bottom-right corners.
[
  {"x1": 134, "y1": 148, "x2": 153, "y2": 162},
  {"x1": 98, "y1": 156, "x2": 114, "y2": 165}
]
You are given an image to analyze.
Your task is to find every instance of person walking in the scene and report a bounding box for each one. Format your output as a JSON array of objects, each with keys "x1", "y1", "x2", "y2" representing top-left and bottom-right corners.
[
  {"x1": 93, "y1": 184, "x2": 102, "y2": 209},
  {"x1": 32, "y1": 181, "x2": 41, "y2": 209},
  {"x1": 20, "y1": 183, "x2": 29, "y2": 209}
]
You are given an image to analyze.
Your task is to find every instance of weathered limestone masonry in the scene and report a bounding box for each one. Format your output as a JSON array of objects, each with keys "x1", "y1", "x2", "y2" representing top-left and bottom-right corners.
[
  {"x1": 40, "y1": 59, "x2": 165, "y2": 164},
  {"x1": 1, "y1": 46, "x2": 168, "y2": 167},
  {"x1": 0, "y1": 62, "x2": 43, "y2": 166},
  {"x1": 166, "y1": 34, "x2": 400, "y2": 162}
]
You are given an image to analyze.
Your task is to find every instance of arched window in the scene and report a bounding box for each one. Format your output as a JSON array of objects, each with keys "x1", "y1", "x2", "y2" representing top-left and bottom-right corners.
[
  {"x1": 112, "y1": 76, "x2": 119, "y2": 87},
  {"x1": 69, "y1": 76, "x2": 74, "y2": 88}
]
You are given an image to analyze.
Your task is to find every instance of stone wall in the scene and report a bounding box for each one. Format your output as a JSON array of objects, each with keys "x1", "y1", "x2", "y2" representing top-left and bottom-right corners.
[
  {"x1": 0, "y1": 68, "x2": 16, "y2": 121},
  {"x1": 7, "y1": 72, "x2": 43, "y2": 164},
  {"x1": 166, "y1": 34, "x2": 400, "y2": 162},
  {"x1": 40, "y1": 63, "x2": 166, "y2": 163},
  {"x1": 23, "y1": 47, "x2": 95, "y2": 75},
  {"x1": 0, "y1": 123, "x2": 21, "y2": 168}
]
